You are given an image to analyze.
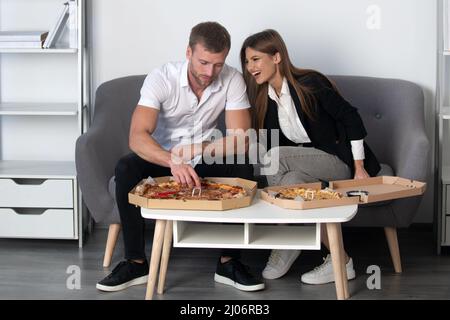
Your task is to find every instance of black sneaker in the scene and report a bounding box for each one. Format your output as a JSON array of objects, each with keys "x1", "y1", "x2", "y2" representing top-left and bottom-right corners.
[
  {"x1": 96, "y1": 260, "x2": 149, "y2": 292},
  {"x1": 214, "y1": 259, "x2": 265, "y2": 291}
]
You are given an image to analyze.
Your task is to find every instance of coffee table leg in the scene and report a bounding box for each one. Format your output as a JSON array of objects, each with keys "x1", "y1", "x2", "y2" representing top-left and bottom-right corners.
[
  {"x1": 337, "y1": 224, "x2": 349, "y2": 299},
  {"x1": 157, "y1": 220, "x2": 173, "y2": 294},
  {"x1": 326, "y1": 222, "x2": 349, "y2": 300},
  {"x1": 145, "y1": 219, "x2": 167, "y2": 300}
]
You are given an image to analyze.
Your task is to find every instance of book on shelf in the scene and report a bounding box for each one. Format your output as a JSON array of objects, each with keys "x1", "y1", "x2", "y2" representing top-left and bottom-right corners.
[
  {"x1": 43, "y1": 2, "x2": 70, "y2": 49},
  {"x1": 68, "y1": 0, "x2": 78, "y2": 49},
  {"x1": 0, "y1": 31, "x2": 48, "y2": 42},
  {"x1": 0, "y1": 41, "x2": 44, "y2": 49}
]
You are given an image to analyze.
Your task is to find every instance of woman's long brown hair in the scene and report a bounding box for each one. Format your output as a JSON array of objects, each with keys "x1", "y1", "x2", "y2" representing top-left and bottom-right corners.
[{"x1": 240, "y1": 29, "x2": 336, "y2": 130}]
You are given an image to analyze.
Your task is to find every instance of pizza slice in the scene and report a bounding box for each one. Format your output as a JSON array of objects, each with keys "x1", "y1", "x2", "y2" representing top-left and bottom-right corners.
[{"x1": 274, "y1": 187, "x2": 343, "y2": 201}]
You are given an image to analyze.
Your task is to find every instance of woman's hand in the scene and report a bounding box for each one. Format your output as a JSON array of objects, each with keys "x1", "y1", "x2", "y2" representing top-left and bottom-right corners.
[{"x1": 354, "y1": 159, "x2": 370, "y2": 180}]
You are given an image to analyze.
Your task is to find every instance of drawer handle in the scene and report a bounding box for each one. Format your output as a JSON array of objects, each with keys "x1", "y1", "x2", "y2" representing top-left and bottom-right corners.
[
  {"x1": 11, "y1": 208, "x2": 48, "y2": 215},
  {"x1": 11, "y1": 178, "x2": 47, "y2": 185}
]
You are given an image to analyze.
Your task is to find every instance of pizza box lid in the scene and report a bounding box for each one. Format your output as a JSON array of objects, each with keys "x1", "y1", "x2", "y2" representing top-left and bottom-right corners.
[
  {"x1": 260, "y1": 176, "x2": 426, "y2": 210},
  {"x1": 328, "y1": 176, "x2": 426, "y2": 203},
  {"x1": 128, "y1": 176, "x2": 257, "y2": 211}
]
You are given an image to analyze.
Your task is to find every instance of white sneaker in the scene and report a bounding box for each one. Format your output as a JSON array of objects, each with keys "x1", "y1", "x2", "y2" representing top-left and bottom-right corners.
[
  {"x1": 301, "y1": 254, "x2": 356, "y2": 285},
  {"x1": 262, "y1": 250, "x2": 301, "y2": 279}
]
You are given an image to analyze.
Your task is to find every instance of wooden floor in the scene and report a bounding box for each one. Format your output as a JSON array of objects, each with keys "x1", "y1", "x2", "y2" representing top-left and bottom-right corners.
[{"x1": 0, "y1": 225, "x2": 449, "y2": 300}]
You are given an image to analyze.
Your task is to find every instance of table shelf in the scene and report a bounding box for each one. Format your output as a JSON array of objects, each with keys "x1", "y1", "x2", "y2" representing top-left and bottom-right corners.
[{"x1": 173, "y1": 221, "x2": 321, "y2": 250}]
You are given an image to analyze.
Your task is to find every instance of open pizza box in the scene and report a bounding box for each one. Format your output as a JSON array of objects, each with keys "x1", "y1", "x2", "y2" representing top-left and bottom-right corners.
[
  {"x1": 260, "y1": 176, "x2": 426, "y2": 210},
  {"x1": 129, "y1": 176, "x2": 257, "y2": 211}
]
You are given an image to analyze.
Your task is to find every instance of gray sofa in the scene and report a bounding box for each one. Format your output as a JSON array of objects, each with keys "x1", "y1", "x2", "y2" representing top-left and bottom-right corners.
[{"x1": 75, "y1": 74, "x2": 429, "y2": 270}]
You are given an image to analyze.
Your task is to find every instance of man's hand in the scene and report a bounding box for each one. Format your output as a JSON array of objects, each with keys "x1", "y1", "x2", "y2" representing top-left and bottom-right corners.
[
  {"x1": 169, "y1": 156, "x2": 201, "y2": 187},
  {"x1": 170, "y1": 142, "x2": 208, "y2": 163},
  {"x1": 354, "y1": 160, "x2": 370, "y2": 180}
]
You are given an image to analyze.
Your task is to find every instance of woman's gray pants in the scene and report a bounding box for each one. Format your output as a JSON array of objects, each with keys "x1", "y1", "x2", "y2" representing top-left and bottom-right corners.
[{"x1": 262, "y1": 146, "x2": 352, "y2": 186}]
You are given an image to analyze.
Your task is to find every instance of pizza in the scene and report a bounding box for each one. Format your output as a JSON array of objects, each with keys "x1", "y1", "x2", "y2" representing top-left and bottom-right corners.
[
  {"x1": 134, "y1": 179, "x2": 247, "y2": 200},
  {"x1": 271, "y1": 187, "x2": 343, "y2": 201}
]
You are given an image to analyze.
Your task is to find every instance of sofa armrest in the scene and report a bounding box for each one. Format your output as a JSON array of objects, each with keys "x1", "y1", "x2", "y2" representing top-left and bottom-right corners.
[
  {"x1": 387, "y1": 115, "x2": 429, "y2": 227},
  {"x1": 75, "y1": 126, "x2": 129, "y2": 223},
  {"x1": 394, "y1": 131, "x2": 430, "y2": 181}
]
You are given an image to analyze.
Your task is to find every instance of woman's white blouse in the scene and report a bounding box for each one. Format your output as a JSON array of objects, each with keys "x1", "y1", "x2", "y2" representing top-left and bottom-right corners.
[{"x1": 268, "y1": 77, "x2": 365, "y2": 160}]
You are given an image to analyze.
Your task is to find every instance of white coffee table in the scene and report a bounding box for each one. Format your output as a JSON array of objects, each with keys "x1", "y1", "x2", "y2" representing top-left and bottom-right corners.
[{"x1": 141, "y1": 192, "x2": 358, "y2": 300}]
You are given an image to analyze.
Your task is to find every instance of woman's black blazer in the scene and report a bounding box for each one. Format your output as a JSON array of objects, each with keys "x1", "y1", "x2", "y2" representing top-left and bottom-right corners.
[{"x1": 263, "y1": 73, "x2": 381, "y2": 177}]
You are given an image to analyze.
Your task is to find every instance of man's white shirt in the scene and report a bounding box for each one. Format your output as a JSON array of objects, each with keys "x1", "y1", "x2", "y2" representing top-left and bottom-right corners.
[{"x1": 138, "y1": 61, "x2": 250, "y2": 152}]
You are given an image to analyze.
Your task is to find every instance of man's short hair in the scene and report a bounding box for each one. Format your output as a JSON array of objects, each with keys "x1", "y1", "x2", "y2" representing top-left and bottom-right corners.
[{"x1": 189, "y1": 21, "x2": 231, "y2": 53}]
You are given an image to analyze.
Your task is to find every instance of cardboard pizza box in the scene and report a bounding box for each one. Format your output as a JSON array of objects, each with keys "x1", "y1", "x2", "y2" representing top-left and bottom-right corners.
[
  {"x1": 129, "y1": 176, "x2": 257, "y2": 211},
  {"x1": 329, "y1": 176, "x2": 426, "y2": 203},
  {"x1": 260, "y1": 176, "x2": 426, "y2": 210},
  {"x1": 260, "y1": 182, "x2": 360, "y2": 209}
]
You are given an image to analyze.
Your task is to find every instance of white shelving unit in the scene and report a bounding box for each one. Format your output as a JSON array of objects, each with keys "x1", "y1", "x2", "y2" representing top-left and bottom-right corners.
[
  {"x1": 437, "y1": 0, "x2": 450, "y2": 252},
  {"x1": 0, "y1": 103, "x2": 78, "y2": 116},
  {"x1": 0, "y1": 48, "x2": 77, "y2": 54},
  {"x1": 0, "y1": 0, "x2": 89, "y2": 247}
]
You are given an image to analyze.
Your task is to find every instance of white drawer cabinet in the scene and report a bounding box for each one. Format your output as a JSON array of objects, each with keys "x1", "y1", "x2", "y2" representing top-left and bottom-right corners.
[
  {"x1": 440, "y1": 183, "x2": 450, "y2": 247},
  {"x1": 441, "y1": 184, "x2": 450, "y2": 246},
  {"x1": 0, "y1": 178, "x2": 73, "y2": 208},
  {"x1": 0, "y1": 208, "x2": 74, "y2": 238},
  {"x1": 0, "y1": 162, "x2": 81, "y2": 243},
  {"x1": 446, "y1": 185, "x2": 450, "y2": 215}
]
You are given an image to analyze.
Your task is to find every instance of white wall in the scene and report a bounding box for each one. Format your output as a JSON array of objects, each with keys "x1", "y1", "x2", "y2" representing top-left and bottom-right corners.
[{"x1": 94, "y1": 0, "x2": 435, "y2": 222}]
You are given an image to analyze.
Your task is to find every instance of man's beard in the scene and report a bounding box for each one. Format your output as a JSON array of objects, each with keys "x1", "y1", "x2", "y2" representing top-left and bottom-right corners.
[{"x1": 189, "y1": 66, "x2": 212, "y2": 88}]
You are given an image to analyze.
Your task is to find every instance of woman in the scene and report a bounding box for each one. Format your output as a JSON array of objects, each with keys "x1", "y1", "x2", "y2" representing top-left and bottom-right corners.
[{"x1": 240, "y1": 30, "x2": 380, "y2": 284}]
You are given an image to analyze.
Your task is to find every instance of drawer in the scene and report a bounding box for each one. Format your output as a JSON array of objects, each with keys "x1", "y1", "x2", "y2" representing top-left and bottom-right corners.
[
  {"x1": 445, "y1": 217, "x2": 450, "y2": 245},
  {"x1": 0, "y1": 178, "x2": 73, "y2": 208},
  {"x1": 446, "y1": 185, "x2": 450, "y2": 215},
  {"x1": 0, "y1": 208, "x2": 74, "y2": 239}
]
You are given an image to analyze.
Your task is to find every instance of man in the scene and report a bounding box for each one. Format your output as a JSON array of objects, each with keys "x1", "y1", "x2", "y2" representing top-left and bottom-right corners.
[{"x1": 96, "y1": 22, "x2": 264, "y2": 293}]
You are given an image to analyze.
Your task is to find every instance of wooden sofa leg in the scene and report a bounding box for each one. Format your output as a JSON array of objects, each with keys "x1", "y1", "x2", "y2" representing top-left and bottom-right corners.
[
  {"x1": 103, "y1": 223, "x2": 121, "y2": 267},
  {"x1": 384, "y1": 227, "x2": 402, "y2": 273}
]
